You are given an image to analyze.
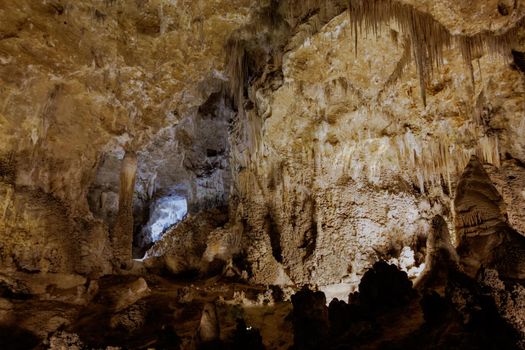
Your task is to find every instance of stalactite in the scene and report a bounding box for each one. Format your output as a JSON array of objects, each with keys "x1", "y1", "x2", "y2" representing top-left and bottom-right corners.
[
  {"x1": 384, "y1": 37, "x2": 411, "y2": 87},
  {"x1": 477, "y1": 135, "x2": 501, "y2": 167},
  {"x1": 112, "y1": 151, "x2": 138, "y2": 270},
  {"x1": 225, "y1": 38, "x2": 248, "y2": 110},
  {"x1": 393, "y1": 129, "x2": 501, "y2": 197},
  {"x1": 347, "y1": 0, "x2": 524, "y2": 105},
  {"x1": 226, "y1": 0, "x2": 514, "y2": 201}
]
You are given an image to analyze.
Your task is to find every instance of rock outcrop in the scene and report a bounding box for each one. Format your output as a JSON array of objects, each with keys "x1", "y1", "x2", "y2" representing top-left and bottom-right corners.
[
  {"x1": 415, "y1": 215, "x2": 459, "y2": 292},
  {"x1": 455, "y1": 156, "x2": 525, "y2": 279}
]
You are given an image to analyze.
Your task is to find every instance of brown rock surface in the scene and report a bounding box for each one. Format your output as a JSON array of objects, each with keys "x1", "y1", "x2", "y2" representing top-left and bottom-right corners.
[
  {"x1": 226, "y1": 0, "x2": 525, "y2": 287},
  {"x1": 0, "y1": 0, "x2": 254, "y2": 275},
  {"x1": 454, "y1": 156, "x2": 525, "y2": 279}
]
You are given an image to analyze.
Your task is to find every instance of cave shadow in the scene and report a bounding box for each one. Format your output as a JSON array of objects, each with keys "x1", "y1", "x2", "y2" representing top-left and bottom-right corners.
[{"x1": 0, "y1": 325, "x2": 40, "y2": 350}]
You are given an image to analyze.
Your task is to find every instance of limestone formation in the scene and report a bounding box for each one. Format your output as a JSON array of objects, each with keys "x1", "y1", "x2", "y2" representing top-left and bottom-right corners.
[
  {"x1": 107, "y1": 277, "x2": 150, "y2": 312},
  {"x1": 219, "y1": 0, "x2": 525, "y2": 289},
  {"x1": 197, "y1": 302, "x2": 221, "y2": 346},
  {"x1": 144, "y1": 208, "x2": 229, "y2": 275},
  {"x1": 480, "y1": 268, "x2": 525, "y2": 343},
  {"x1": 454, "y1": 156, "x2": 525, "y2": 279},
  {"x1": 415, "y1": 215, "x2": 459, "y2": 292},
  {"x1": 47, "y1": 331, "x2": 84, "y2": 350},
  {"x1": 0, "y1": 0, "x2": 524, "y2": 348},
  {"x1": 112, "y1": 151, "x2": 138, "y2": 269}
]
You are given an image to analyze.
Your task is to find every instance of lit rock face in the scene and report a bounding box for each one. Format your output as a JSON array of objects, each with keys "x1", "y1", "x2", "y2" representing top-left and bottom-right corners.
[
  {"x1": 0, "y1": 0, "x2": 251, "y2": 215},
  {"x1": 0, "y1": 0, "x2": 254, "y2": 274},
  {"x1": 140, "y1": 195, "x2": 187, "y2": 244},
  {"x1": 231, "y1": 1, "x2": 525, "y2": 286},
  {"x1": 144, "y1": 208, "x2": 229, "y2": 275},
  {"x1": 390, "y1": 0, "x2": 522, "y2": 35},
  {"x1": 88, "y1": 89, "x2": 234, "y2": 255}
]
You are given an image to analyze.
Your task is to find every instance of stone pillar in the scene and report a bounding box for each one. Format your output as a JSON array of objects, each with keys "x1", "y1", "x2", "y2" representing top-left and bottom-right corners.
[{"x1": 112, "y1": 151, "x2": 137, "y2": 270}]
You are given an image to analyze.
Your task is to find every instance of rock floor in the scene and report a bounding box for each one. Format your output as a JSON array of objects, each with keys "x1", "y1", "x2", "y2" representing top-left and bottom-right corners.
[{"x1": 1, "y1": 274, "x2": 294, "y2": 350}]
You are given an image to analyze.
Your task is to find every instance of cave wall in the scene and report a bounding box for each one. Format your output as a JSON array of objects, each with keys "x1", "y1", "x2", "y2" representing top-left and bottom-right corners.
[
  {"x1": 0, "y1": 0, "x2": 255, "y2": 274},
  {"x1": 0, "y1": 0, "x2": 524, "y2": 286},
  {"x1": 88, "y1": 89, "x2": 235, "y2": 254},
  {"x1": 229, "y1": 0, "x2": 525, "y2": 287}
]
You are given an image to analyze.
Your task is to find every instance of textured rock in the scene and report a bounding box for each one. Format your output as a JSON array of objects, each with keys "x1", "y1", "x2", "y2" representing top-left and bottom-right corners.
[
  {"x1": 226, "y1": 0, "x2": 525, "y2": 288},
  {"x1": 0, "y1": 6, "x2": 524, "y2": 350},
  {"x1": 454, "y1": 156, "x2": 525, "y2": 279},
  {"x1": 109, "y1": 302, "x2": 147, "y2": 334},
  {"x1": 454, "y1": 156, "x2": 508, "y2": 241},
  {"x1": 48, "y1": 331, "x2": 84, "y2": 350},
  {"x1": 198, "y1": 302, "x2": 221, "y2": 345},
  {"x1": 141, "y1": 196, "x2": 187, "y2": 242},
  {"x1": 106, "y1": 0, "x2": 525, "y2": 292},
  {"x1": 0, "y1": 183, "x2": 113, "y2": 276},
  {"x1": 145, "y1": 209, "x2": 229, "y2": 275},
  {"x1": 487, "y1": 160, "x2": 525, "y2": 236},
  {"x1": 0, "y1": 271, "x2": 95, "y2": 305},
  {"x1": 415, "y1": 215, "x2": 459, "y2": 292},
  {"x1": 0, "y1": 0, "x2": 523, "y2": 288},
  {"x1": 0, "y1": 0, "x2": 254, "y2": 275},
  {"x1": 107, "y1": 277, "x2": 150, "y2": 312},
  {"x1": 480, "y1": 269, "x2": 525, "y2": 343}
]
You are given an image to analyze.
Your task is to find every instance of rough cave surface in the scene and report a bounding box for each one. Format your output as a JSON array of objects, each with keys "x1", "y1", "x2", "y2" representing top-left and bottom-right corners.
[{"x1": 0, "y1": 0, "x2": 525, "y2": 349}]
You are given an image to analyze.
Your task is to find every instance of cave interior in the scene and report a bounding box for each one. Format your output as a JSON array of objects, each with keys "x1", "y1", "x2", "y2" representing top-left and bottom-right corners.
[{"x1": 0, "y1": 0, "x2": 525, "y2": 349}]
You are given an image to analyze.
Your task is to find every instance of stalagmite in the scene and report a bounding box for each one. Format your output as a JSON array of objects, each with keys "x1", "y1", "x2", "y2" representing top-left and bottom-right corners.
[
  {"x1": 198, "y1": 302, "x2": 221, "y2": 345},
  {"x1": 112, "y1": 151, "x2": 138, "y2": 270},
  {"x1": 415, "y1": 215, "x2": 459, "y2": 292},
  {"x1": 454, "y1": 156, "x2": 525, "y2": 279}
]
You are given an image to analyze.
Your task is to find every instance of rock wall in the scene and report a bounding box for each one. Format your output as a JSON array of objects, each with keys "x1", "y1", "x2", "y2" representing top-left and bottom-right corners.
[
  {"x1": 0, "y1": 182, "x2": 112, "y2": 276},
  {"x1": 88, "y1": 89, "x2": 235, "y2": 255},
  {"x1": 227, "y1": 0, "x2": 525, "y2": 287},
  {"x1": 0, "y1": 0, "x2": 255, "y2": 274}
]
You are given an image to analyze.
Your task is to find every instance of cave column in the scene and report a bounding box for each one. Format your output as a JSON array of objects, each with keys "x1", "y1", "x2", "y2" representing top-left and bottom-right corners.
[{"x1": 112, "y1": 151, "x2": 138, "y2": 270}]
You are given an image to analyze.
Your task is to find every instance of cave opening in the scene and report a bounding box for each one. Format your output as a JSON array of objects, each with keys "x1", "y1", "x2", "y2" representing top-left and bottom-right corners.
[
  {"x1": 129, "y1": 90, "x2": 234, "y2": 258},
  {"x1": 133, "y1": 193, "x2": 188, "y2": 259},
  {"x1": 144, "y1": 195, "x2": 188, "y2": 243}
]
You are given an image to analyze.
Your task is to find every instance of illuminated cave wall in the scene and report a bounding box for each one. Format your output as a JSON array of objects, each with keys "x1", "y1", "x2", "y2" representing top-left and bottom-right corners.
[{"x1": 222, "y1": 0, "x2": 525, "y2": 288}]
